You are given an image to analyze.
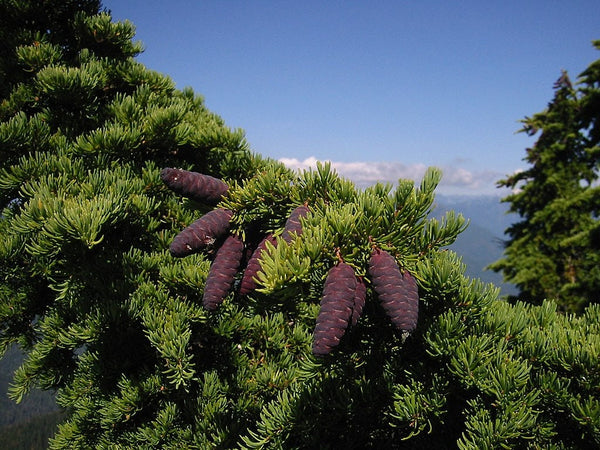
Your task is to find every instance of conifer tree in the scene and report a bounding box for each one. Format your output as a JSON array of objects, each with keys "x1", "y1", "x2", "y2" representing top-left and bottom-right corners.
[
  {"x1": 1, "y1": 3, "x2": 599, "y2": 448},
  {"x1": 490, "y1": 42, "x2": 600, "y2": 313}
]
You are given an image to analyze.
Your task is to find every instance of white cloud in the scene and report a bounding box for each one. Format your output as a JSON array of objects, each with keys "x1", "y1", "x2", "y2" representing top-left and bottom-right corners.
[{"x1": 279, "y1": 156, "x2": 507, "y2": 195}]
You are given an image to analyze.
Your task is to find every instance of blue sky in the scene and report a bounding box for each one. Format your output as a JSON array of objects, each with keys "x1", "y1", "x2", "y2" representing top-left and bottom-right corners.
[{"x1": 107, "y1": 1, "x2": 599, "y2": 195}]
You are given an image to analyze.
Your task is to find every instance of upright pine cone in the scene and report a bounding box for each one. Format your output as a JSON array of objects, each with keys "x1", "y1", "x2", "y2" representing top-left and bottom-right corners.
[
  {"x1": 239, "y1": 233, "x2": 277, "y2": 296},
  {"x1": 161, "y1": 168, "x2": 229, "y2": 205},
  {"x1": 367, "y1": 248, "x2": 419, "y2": 332},
  {"x1": 312, "y1": 262, "x2": 357, "y2": 356},
  {"x1": 239, "y1": 205, "x2": 309, "y2": 295},
  {"x1": 351, "y1": 276, "x2": 367, "y2": 327},
  {"x1": 202, "y1": 234, "x2": 245, "y2": 310},
  {"x1": 281, "y1": 205, "x2": 309, "y2": 242},
  {"x1": 170, "y1": 208, "x2": 233, "y2": 257}
]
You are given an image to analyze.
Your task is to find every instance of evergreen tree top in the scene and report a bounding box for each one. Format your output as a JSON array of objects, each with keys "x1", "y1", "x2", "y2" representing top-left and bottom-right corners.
[{"x1": 491, "y1": 42, "x2": 600, "y2": 312}]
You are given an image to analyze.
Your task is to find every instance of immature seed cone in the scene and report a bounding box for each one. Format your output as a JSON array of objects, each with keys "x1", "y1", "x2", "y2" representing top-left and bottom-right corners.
[
  {"x1": 312, "y1": 262, "x2": 357, "y2": 356},
  {"x1": 239, "y1": 233, "x2": 277, "y2": 296},
  {"x1": 351, "y1": 276, "x2": 367, "y2": 327},
  {"x1": 170, "y1": 208, "x2": 233, "y2": 257},
  {"x1": 281, "y1": 205, "x2": 309, "y2": 243},
  {"x1": 367, "y1": 249, "x2": 419, "y2": 332},
  {"x1": 202, "y1": 234, "x2": 244, "y2": 310},
  {"x1": 161, "y1": 167, "x2": 229, "y2": 205}
]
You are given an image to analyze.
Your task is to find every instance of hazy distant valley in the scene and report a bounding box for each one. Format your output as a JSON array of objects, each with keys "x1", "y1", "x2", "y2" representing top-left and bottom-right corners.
[{"x1": 435, "y1": 194, "x2": 518, "y2": 296}]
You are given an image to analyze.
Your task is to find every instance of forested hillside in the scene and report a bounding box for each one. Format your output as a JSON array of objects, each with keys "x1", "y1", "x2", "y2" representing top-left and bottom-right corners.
[
  {"x1": 0, "y1": 346, "x2": 58, "y2": 427},
  {"x1": 0, "y1": 410, "x2": 64, "y2": 450},
  {"x1": 0, "y1": 346, "x2": 62, "y2": 448}
]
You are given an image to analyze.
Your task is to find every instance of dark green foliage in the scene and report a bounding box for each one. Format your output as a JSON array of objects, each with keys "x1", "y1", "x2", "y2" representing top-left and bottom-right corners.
[
  {"x1": 0, "y1": 1, "x2": 269, "y2": 447},
  {"x1": 202, "y1": 233, "x2": 244, "y2": 311},
  {"x1": 0, "y1": 0, "x2": 108, "y2": 99},
  {"x1": 160, "y1": 167, "x2": 229, "y2": 205},
  {"x1": 1, "y1": 3, "x2": 599, "y2": 449},
  {"x1": 368, "y1": 248, "x2": 419, "y2": 332},
  {"x1": 490, "y1": 42, "x2": 600, "y2": 312},
  {"x1": 169, "y1": 208, "x2": 233, "y2": 257},
  {"x1": 312, "y1": 262, "x2": 356, "y2": 356}
]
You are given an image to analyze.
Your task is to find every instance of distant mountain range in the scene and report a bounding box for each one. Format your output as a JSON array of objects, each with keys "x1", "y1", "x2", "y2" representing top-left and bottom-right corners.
[{"x1": 434, "y1": 194, "x2": 519, "y2": 296}]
